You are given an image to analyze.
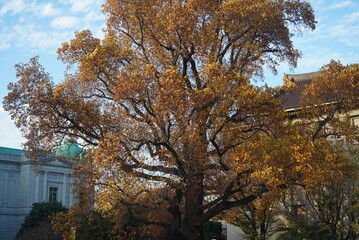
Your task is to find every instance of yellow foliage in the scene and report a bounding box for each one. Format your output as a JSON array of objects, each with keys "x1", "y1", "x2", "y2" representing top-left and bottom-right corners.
[{"x1": 5, "y1": 1, "x2": 358, "y2": 239}]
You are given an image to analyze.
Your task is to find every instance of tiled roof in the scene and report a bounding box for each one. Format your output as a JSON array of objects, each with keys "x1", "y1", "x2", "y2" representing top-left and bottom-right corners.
[{"x1": 278, "y1": 72, "x2": 318, "y2": 110}]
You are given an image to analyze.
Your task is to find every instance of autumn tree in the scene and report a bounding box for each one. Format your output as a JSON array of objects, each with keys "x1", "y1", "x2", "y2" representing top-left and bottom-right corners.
[{"x1": 4, "y1": 1, "x2": 359, "y2": 239}]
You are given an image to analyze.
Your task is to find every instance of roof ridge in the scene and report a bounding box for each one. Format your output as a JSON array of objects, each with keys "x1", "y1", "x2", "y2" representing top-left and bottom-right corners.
[
  {"x1": 285, "y1": 71, "x2": 319, "y2": 82},
  {"x1": 0, "y1": 146, "x2": 24, "y2": 154}
]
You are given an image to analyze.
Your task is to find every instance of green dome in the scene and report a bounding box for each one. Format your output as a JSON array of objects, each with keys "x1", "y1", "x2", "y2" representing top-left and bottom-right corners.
[{"x1": 55, "y1": 141, "x2": 84, "y2": 159}]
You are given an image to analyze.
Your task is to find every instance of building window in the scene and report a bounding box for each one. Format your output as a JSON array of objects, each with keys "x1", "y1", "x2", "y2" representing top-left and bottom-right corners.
[
  {"x1": 49, "y1": 187, "x2": 58, "y2": 202},
  {"x1": 352, "y1": 116, "x2": 359, "y2": 126}
]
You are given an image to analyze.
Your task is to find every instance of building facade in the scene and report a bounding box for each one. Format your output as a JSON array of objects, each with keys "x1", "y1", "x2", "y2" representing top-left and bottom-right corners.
[{"x1": 0, "y1": 146, "x2": 76, "y2": 240}]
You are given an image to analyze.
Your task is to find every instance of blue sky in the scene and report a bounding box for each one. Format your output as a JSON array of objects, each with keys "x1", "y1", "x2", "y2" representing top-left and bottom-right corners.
[{"x1": 1, "y1": 0, "x2": 358, "y2": 149}]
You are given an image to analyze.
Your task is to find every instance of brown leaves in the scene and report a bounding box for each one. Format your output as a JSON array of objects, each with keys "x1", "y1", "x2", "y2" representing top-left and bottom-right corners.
[
  {"x1": 58, "y1": 30, "x2": 101, "y2": 66},
  {"x1": 7, "y1": 1, "x2": 356, "y2": 238}
]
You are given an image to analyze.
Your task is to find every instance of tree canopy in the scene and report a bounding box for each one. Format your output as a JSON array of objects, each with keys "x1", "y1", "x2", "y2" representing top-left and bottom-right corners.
[{"x1": 4, "y1": 1, "x2": 359, "y2": 240}]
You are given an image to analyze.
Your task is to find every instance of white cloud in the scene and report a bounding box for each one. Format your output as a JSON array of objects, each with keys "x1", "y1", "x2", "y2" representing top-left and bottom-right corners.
[
  {"x1": 0, "y1": 0, "x2": 27, "y2": 16},
  {"x1": 70, "y1": 0, "x2": 92, "y2": 12},
  {"x1": 59, "y1": 0, "x2": 99, "y2": 13},
  {"x1": 322, "y1": 11, "x2": 359, "y2": 47},
  {"x1": 0, "y1": 41, "x2": 11, "y2": 51},
  {"x1": 293, "y1": 6, "x2": 359, "y2": 49},
  {"x1": 39, "y1": 3, "x2": 61, "y2": 17},
  {"x1": 295, "y1": 45, "x2": 359, "y2": 74},
  {"x1": 0, "y1": 11, "x2": 104, "y2": 52},
  {"x1": 306, "y1": 0, "x2": 326, "y2": 13},
  {"x1": 342, "y1": 11, "x2": 359, "y2": 24},
  {"x1": 0, "y1": 1, "x2": 61, "y2": 19},
  {"x1": 0, "y1": 24, "x2": 15, "y2": 50},
  {"x1": 84, "y1": 11, "x2": 105, "y2": 23},
  {"x1": 327, "y1": 1, "x2": 354, "y2": 10},
  {"x1": 328, "y1": 25, "x2": 359, "y2": 47},
  {"x1": 51, "y1": 16, "x2": 79, "y2": 29},
  {"x1": 0, "y1": 0, "x2": 105, "y2": 51},
  {"x1": 0, "y1": 106, "x2": 24, "y2": 149},
  {"x1": 0, "y1": 23, "x2": 73, "y2": 51}
]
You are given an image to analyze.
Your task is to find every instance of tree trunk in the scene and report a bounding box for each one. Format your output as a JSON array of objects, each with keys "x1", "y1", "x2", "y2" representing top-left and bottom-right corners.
[
  {"x1": 180, "y1": 113, "x2": 207, "y2": 240},
  {"x1": 169, "y1": 210, "x2": 184, "y2": 240},
  {"x1": 181, "y1": 173, "x2": 205, "y2": 240},
  {"x1": 169, "y1": 189, "x2": 184, "y2": 240}
]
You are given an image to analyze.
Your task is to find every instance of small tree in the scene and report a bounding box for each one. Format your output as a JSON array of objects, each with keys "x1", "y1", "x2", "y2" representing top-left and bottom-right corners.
[
  {"x1": 276, "y1": 221, "x2": 334, "y2": 240},
  {"x1": 305, "y1": 148, "x2": 359, "y2": 240},
  {"x1": 220, "y1": 191, "x2": 277, "y2": 240},
  {"x1": 204, "y1": 221, "x2": 225, "y2": 240},
  {"x1": 17, "y1": 201, "x2": 67, "y2": 239},
  {"x1": 64, "y1": 211, "x2": 115, "y2": 240}
]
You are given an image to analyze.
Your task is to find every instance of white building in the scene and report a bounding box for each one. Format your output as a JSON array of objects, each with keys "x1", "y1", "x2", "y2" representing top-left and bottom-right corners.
[{"x1": 0, "y1": 144, "x2": 80, "y2": 240}]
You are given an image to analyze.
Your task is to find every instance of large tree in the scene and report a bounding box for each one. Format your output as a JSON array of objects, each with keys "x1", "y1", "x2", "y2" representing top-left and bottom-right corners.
[{"x1": 4, "y1": 1, "x2": 359, "y2": 239}]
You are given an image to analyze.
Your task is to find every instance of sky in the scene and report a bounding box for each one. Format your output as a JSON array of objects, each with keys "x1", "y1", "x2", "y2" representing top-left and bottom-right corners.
[{"x1": 0, "y1": 0, "x2": 358, "y2": 149}]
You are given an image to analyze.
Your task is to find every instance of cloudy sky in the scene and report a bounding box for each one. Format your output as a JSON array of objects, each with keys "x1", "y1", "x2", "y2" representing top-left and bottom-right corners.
[{"x1": 1, "y1": 0, "x2": 358, "y2": 149}]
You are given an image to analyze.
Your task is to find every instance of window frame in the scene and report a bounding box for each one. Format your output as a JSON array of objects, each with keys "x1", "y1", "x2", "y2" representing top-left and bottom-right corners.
[{"x1": 49, "y1": 187, "x2": 58, "y2": 202}]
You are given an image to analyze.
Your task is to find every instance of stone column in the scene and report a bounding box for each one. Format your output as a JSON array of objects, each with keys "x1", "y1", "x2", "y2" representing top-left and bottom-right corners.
[
  {"x1": 42, "y1": 171, "x2": 48, "y2": 201},
  {"x1": 69, "y1": 176, "x2": 74, "y2": 207},
  {"x1": 62, "y1": 173, "x2": 67, "y2": 206},
  {"x1": 34, "y1": 173, "x2": 39, "y2": 202}
]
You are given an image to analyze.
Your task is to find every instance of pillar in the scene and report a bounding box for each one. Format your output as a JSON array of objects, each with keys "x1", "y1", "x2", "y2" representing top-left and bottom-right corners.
[
  {"x1": 62, "y1": 173, "x2": 67, "y2": 206},
  {"x1": 34, "y1": 173, "x2": 39, "y2": 202},
  {"x1": 42, "y1": 171, "x2": 48, "y2": 201},
  {"x1": 69, "y1": 176, "x2": 74, "y2": 207}
]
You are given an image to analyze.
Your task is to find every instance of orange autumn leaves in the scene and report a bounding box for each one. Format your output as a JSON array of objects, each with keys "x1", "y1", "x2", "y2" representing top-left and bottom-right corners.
[{"x1": 5, "y1": 0, "x2": 359, "y2": 239}]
